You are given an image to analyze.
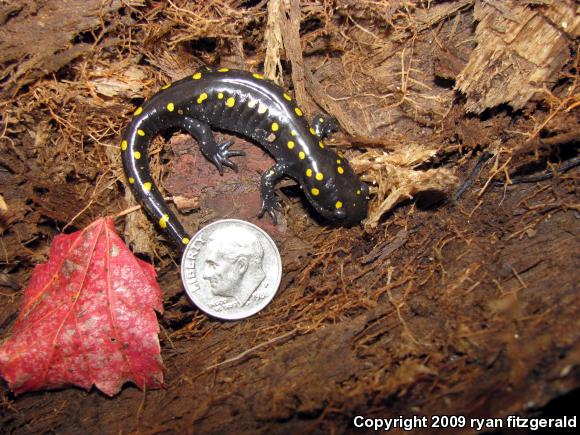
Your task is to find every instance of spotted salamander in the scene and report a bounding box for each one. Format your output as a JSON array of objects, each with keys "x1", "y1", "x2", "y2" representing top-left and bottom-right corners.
[{"x1": 121, "y1": 67, "x2": 369, "y2": 248}]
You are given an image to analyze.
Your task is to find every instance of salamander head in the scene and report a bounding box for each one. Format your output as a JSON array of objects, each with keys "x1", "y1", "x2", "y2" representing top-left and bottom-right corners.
[{"x1": 301, "y1": 156, "x2": 369, "y2": 226}]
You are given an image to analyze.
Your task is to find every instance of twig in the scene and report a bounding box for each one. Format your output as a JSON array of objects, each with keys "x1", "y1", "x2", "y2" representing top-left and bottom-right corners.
[
  {"x1": 114, "y1": 204, "x2": 142, "y2": 219},
  {"x1": 478, "y1": 155, "x2": 512, "y2": 197},
  {"x1": 525, "y1": 96, "x2": 573, "y2": 145},
  {"x1": 135, "y1": 385, "x2": 147, "y2": 432},
  {"x1": 454, "y1": 152, "x2": 493, "y2": 200},
  {"x1": 205, "y1": 329, "x2": 299, "y2": 371},
  {"x1": 63, "y1": 170, "x2": 110, "y2": 231},
  {"x1": 113, "y1": 196, "x2": 181, "y2": 219},
  {"x1": 539, "y1": 131, "x2": 580, "y2": 146},
  {"x1": 384, "y1": 268, "x2": 421, "y2": 346},
  {"x1": 360, "y1": 228, "x2": 409, "y2": 265},
  {"x1": 503, "y1": 156, "x2": 580, "y2": 185}
]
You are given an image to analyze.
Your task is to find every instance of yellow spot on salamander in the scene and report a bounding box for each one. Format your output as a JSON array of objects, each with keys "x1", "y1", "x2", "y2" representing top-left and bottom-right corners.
[
  {"x1": 298, "y1": 151, "x2": 305, "y2": 159},
  {"x1": 192, "y1": 72, "x2": 202, "y2": 80},
  {"x1": 137, "y1": 129, "x2": 145, "y2": 137},
  {"x1": 283, "y1": 93, "x2": 292, "y2": 101},
  {"x1": 159, "y1": 214, "x2": 169, "y2": 229},
  {"x1": 319, "y1": 117, "x2": 324, "y2": 123},
  {"x1": 197, "y1": 92, "x2": 208, "y2": 104},
  {"x1": 134, "y1": 151, "x2": 141, "y2": 160},
  {"x1": 287, "y1": 140, "x2": 295, "y2": 149},
  {"x1": 306, "y1": 168, "x2": 313, "y2": 177},
  {"x1": 128, "y1": 177, "x2": 135, "y2": 184},
  {"x1": 182, "y1": 237, "x2": 190, "y2": 245},
  {"x1": 335, "y1": 201, "x2": 343, "y2": 209},
  {"x1": 356, "y1": 189, "x2": 361, "y2": 195},
  {"x1": 295, "y1": 107, "x2": 303, "y2": 116},
  {"x1": 248, "y1": 100, "x2": 257, "y2": 108},
  {"x1": 134, "y1": 107, "x2": 143, "y2": 116},
  {"x1": 309, "y1": 127, "x2": 317, "y2": 135},
  {"x1": 337, "y1": 166, "x2": 344, "y2": 174},
  {"x1": 337, "y1": 159, "x2": 342, "y2": 164},
  {"x1": 161, "y1": 83, "x2": 171, "y2": 89},
  {"x1": 311, "y1": 188, "x2": 320, "y2": 196},
  {"x1": 218, "y1": 68, "x2": 229, "y2": 72},
  {"x1": 121, "y1": 140, "x2": 127, "y2": 151},
  {"x1": 290, "y1": 130, "x2": 297, "y2": 136},
  {"x1": 271, "y1": 122, "x2": 279, "y2": 132},
  {"x1": 217, "y1": 92, "x2": 224, "y2": 99},
  {"x1": 143, "y1": 182, "x2": 152, "y2": 191},
  {"x1": 315, "y1": 172, "x2": 324, "y2": 181},
  {"x1": 253, "y1": 73, "x2": 264, "y2": 79},
  {"x1": 167, "y1": 102, "x2": 175, "y2": 112},
  {"x1": 226, "y1": 97, "x2": 235, "y2": 107},
  {"x1": 319, "y1": 141, "x2": 324, "y2": 148},
  {"x1": 258, "y1": 103, "x2": 268, "y2": 114}
]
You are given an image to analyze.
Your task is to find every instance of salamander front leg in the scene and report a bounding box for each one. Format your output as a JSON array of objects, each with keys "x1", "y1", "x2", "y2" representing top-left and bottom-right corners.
[
  {"x1": 258, "y1": 163, "x2": 286, "y2": 224},
  {"x1": 180, "y1": 116, "x2": 245, "y2": 174},
  {"x1": 312, "y1": 113, "x2": 339, "y2": 139}
]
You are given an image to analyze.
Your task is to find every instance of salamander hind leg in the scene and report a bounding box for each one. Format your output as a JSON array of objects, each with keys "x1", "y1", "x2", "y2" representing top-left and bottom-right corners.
[
  {"x1": 180, "y1": 117, "x2": 245, "y2": 174},
  {"x1": 258, "y1": 163, "x2": 286, "y2": 224}
]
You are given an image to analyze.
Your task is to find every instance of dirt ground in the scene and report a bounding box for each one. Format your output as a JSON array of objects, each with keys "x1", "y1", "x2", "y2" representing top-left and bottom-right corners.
[{"x1": 0, "y1": 1, "x2": 579, "y2": 433}]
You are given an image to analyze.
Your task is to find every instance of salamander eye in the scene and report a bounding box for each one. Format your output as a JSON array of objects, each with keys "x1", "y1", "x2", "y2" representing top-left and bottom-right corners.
[
  {"x1": 361, "y1": 183, "x2": 370, "y2": 197},
  {"x1": 333, "y1": 208, "x2": 346, "y2": 220}
]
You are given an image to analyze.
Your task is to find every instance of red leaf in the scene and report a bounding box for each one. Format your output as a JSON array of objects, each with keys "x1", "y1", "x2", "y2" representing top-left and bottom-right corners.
[{"x1": 0, "y1": 217, "x2": 164, "y2": 396}]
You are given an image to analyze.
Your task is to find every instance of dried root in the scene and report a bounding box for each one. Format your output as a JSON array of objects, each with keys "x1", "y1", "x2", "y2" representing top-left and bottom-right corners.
[{"x1": 352, "y1": 144, "x2": 458, "y2": 228}]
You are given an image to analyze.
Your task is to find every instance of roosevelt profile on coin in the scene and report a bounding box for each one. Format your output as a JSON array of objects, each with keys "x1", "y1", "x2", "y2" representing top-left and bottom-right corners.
[{"x1": 202, "y1": 226, "x2": 266, "y2": 307}]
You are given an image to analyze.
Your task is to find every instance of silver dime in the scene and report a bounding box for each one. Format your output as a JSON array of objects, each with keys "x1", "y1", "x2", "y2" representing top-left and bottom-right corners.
[{"x1": 180, "y1": 219, "x2": 282, "y2": 320}]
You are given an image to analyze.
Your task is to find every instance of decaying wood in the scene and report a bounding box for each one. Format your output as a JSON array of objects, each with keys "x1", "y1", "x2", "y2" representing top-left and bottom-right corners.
[
  {"x1": 303, "y1": 67, "x2": 365, "y2": 136},
  {"x1": 279, "y1": 0, "x2": 307, "y2": 107},
  {"x1": 264, "y1": 0, "x2": 307, "y2": 107},
  {"x1": 305, "y1": 0, "x2": 475, "y2": 138},
  {"x1": 122, "y1": 191, "x2": 160, "y2": 256},
  {"x1": 263, "y1": 0, "x2": 285, "y2": 83},
  {"x1": 0, "y1": 0, "x2": 124, "y2": 97},
  {"x1": 456, "y1": 0, "x2": 580, "y2": 113}
]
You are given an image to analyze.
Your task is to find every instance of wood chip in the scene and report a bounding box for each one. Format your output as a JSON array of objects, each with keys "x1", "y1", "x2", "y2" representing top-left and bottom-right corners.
[{"x1": 456, "y1": 0, "x2": 580, "y2": 113}]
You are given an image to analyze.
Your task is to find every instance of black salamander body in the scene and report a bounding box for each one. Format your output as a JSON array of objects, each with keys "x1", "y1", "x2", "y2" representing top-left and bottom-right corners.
[{"x1": 121, "y1": 67, "x2": 369, "y2": 248}]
